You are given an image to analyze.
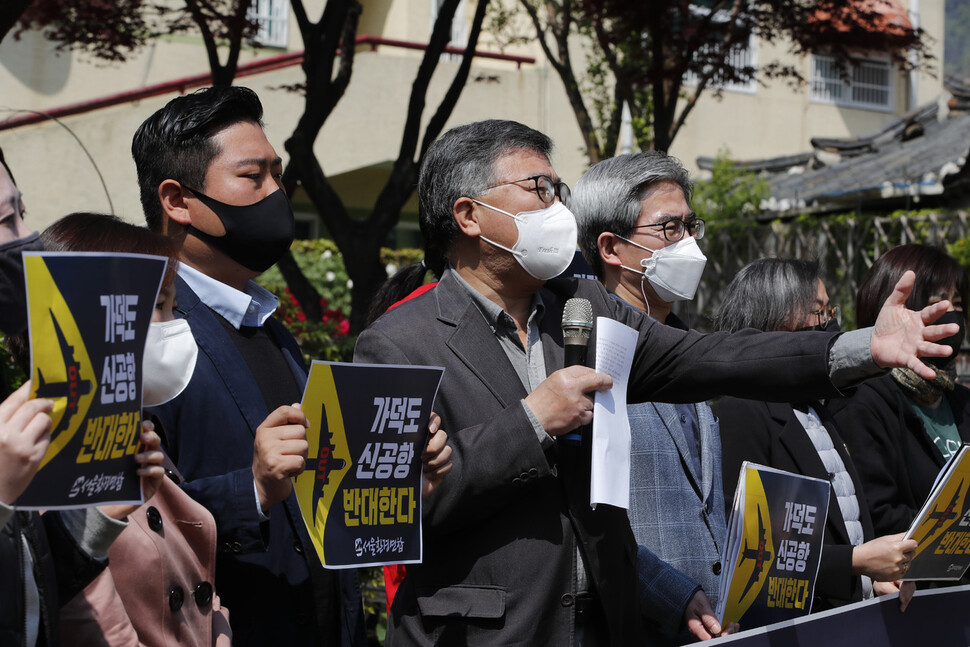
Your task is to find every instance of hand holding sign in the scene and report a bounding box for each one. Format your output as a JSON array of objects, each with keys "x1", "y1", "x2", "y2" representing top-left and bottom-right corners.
[
  {"x1": 0, "y1": 382, "x2": 53, "y2": 505},
  {"x1": 421, "y1": 412, "x2": 451, "y2": 499},
  {"x1": 253, "y1": 403, "x2": 310, "y2": 512},
  {"x1": 851, "y1": 532, "x2": 917, "y2": 582},
  {"x1": 98, "y1": 422, "x2": 165, "y2": 520}
]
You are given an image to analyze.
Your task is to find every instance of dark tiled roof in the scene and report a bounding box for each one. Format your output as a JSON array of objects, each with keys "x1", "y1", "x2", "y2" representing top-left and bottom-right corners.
[
  {"x1": 701, "y1": 80, "x2": 970, "y2": 215},
  {"x1": 947, "y1": 75, "x2": 970, "y2": 112},
  {"x1": 765, "y1": 110, "x2": 970, "y2": 213}
]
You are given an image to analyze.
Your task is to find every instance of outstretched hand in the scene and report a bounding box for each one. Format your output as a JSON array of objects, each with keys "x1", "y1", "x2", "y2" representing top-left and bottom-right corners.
[{"x1": 870, "y1": 271, "x2": 960, "y2": 379}]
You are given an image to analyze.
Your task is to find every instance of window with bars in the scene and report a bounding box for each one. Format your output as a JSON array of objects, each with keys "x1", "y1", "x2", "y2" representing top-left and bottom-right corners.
[
  {"x1": 249, "y1": 0, "x2": 289, "y2": 49},
  {"x1": 683, "y1": 35, "x2": 758, "y2": 94},
  {"x1": 810, "y1": 54, "x2": 894, "y2": 111}
]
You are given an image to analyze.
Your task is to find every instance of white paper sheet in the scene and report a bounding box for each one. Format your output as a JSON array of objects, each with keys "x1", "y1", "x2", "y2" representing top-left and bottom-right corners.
[{"x1": 590, "y1": 316, "x2": 638, "y2": 509}]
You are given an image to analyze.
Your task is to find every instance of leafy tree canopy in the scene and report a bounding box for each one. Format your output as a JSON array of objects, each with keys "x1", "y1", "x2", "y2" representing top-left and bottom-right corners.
[{"x1": 492, "y1": 0, "x2": 934, "y2": 161}]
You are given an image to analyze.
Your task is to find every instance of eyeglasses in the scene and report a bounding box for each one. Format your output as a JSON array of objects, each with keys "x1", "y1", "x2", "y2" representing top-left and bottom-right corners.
[
  {"x1": 631, "y1": 218, "x2": 705, "y2": 242},
  {"x1": 486, "y1": 175, "x2": 571, "y2": 205},
  {"x1": 808, "y1": 305, "x2": 842, "y2": 327}
]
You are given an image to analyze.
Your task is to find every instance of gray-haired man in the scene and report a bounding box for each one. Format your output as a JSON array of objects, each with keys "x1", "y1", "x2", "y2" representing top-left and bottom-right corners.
[{"x1": 572, "y1": 151, "x2": 728, "y2": 643}]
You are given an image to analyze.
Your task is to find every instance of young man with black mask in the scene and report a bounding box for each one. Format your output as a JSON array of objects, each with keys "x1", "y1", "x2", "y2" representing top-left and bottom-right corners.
[{"x1": 135, "y1": 87, "x2": 366, "y2": 646}]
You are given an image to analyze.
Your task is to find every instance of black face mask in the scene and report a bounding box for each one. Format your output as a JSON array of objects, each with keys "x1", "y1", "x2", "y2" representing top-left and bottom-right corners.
[
  {"x1": 797, "y1": 318, "x2": 841, "y2": 334},
  {"x1": 185, "y1": 187, "x2": 295, "y2": 273},
  {"x1": 927, "y1": 310, "x2": 966, "y2": 369},
  {"x1": 816, "y1": 318, "x2": 841, "y2": 333},
  {"x1": 0, "y1": 232, "x2": 44, "y2": 336}
]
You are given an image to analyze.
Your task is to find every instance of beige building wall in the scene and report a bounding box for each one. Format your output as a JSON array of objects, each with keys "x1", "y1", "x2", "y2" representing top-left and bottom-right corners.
[
  {"x1": 669, "y1": 0, "x2": 944, "y2": 173},
  {"x1": 0, "y1": 0, "x2": 586, "y2": 234},
  {"x1": 0, "y1": 0, "x2": 945, "y2": 232}
]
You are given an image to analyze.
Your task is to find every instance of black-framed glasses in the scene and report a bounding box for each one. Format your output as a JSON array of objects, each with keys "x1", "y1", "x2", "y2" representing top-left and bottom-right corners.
[
  {"x1": 486, "y1": 174, "x2": 571, "y2": 205},
  {"x1": 631, "y1": 218, "x2": 705, "y2": 242},
  {"x1": 808, "y1": 305, "x2": 842, "y2": 327}
]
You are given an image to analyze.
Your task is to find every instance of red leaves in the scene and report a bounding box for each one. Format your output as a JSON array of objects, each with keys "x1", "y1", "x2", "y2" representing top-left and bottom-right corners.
[{"x1": 280, "y1": 288, "x2": 349, "y2": 337}]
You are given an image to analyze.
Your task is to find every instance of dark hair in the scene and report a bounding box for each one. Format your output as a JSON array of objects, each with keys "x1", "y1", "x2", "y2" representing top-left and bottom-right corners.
[
  {"x1": 41, "y1": 212, "x2": 179, "y2": 290},
  {"x1": 5, "y1": 213, "x2": 180, "y2": 371},
  {"x1": 418, "y1": 119, "x2": 553, "y2": 272},
  {"x1": 132, "y1": 86, "x2": 264, "y2": 231},
  {"x1": 856, "y1": 244, "x2": 969, "y2": 328},
  {"x1": 715, "y1": 258, "x2": 821, "y2": 333},
  {"x1": 367, "y1": 120, "x2": 553, "y2": 324},
  {"x1": 571, "y1": 151, "x2": 693, "y2": 277}
]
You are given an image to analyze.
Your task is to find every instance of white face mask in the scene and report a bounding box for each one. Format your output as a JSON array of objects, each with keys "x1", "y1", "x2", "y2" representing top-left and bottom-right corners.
[
  {"x1": 472, "y1": 199, "x2": 578, "y2": 280},
  {"x1": 142, "y1": 318, "x2": 199, "y2": 407},
  {"x1": 618, "y1": 234, "x2": 707, "y2": 302}
]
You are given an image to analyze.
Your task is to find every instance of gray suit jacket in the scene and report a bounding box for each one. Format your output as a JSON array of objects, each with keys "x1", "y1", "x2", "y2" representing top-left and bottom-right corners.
[
  {"x1": 354, "y1": 270, "x2": 842, "y2": 646},
  {"x1": 629, "y1": 400, "x2": 726, "y2": 641}
]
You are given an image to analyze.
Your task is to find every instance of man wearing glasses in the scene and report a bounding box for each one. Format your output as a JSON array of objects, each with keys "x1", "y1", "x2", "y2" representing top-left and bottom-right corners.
[
  {"x1": 570, "y1": 152, "x2": 728, "y2": 645},
  {"x1": 355, "y1": 120, "x2": 958, "y2": 646}
]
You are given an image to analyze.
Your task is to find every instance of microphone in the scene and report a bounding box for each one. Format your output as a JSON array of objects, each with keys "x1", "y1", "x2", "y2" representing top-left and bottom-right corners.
[
  {"x1": 562, "y1": 298, "x2": 593, "y2": 368},
  {"x1": 561, "y1": 298, "x2": 593, "y2": 442}
]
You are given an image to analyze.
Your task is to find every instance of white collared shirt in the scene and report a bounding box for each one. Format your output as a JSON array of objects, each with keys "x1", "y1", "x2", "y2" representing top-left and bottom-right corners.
[{"x1": 178, "y1": 263, "x2": 279, "y2": 329}]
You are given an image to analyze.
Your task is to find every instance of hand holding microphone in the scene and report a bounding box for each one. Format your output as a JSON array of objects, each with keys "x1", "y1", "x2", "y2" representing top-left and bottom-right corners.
[{"x1": 524, "y1": 299, "x2": 610, "y2": 437}]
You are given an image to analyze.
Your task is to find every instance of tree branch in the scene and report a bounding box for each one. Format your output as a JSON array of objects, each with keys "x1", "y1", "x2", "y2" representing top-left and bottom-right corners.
[{"x1": 0, "y1": 0, "x2": 33, "y2": 43}]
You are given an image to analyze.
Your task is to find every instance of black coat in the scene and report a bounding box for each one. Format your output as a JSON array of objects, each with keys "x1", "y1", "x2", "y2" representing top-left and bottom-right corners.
[
  {"x1": 829, "y1": 374, "x2": 970, "y2": 536},
  {"x1": 715, "y1": 398, "x2": 875, "y2": 611},
  {"x1": 0, "y1": 511, "x2": 107, "y2": 646}
]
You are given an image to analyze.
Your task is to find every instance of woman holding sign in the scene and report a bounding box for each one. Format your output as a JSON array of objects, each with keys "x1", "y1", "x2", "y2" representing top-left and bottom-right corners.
[
  {"x1": 831, "y1": 245, "x2": 970, "y2": 565},
  {"x1": 1, "y1": 156, "x2": 165, "y2": 647},
  {"x1": 714, "y1": 258, "x2": 917, "y2": 615},
  {"x1": 35, "y1": 212, "x2": 232, "y2": 647}
]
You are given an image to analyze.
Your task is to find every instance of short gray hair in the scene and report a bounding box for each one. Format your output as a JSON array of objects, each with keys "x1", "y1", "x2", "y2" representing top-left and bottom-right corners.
[
  {"x1": 418, "y1": 120, "x2": 552, "y2": 271},
  {"x1": 714, "y1": 258, "x2": 820, "y2": 333},
  {"x1": 571, "y1": 151, "x2": 693, "y2": 278}
]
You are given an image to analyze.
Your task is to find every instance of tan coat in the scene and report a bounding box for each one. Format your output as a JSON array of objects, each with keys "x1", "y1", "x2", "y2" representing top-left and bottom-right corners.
[{"x1": 60, "y1": 476, "x2": 231, "y2": 646}]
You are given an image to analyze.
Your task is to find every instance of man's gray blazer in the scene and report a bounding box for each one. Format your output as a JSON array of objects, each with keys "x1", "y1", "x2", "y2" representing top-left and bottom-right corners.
[{"x1": 354, "y1": 269, "x2": 843, "y2": 646}]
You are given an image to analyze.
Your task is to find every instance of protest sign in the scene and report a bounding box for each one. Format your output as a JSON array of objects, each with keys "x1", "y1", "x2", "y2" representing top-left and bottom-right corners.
[
  {"x1": 718, "y1": 462, "x2": 830, "y2": 628},
  {"x1": 904, "y1": 443, "x2": 970, "y2": 580},
  {"x1": 19, "y1": 251, "x2": 167, "y2": 509},
  {"x1": 294, "y1": 361, "x2": 444, "y2": 568}
]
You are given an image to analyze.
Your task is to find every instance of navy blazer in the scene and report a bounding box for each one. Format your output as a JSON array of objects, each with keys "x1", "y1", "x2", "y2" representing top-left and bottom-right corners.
[
  {"x1": 147, "y1": 276, "x2": 365, "y2": 647},
  {"x1": 716, "y1": 397, "x2": 874, "y2": 611}
]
